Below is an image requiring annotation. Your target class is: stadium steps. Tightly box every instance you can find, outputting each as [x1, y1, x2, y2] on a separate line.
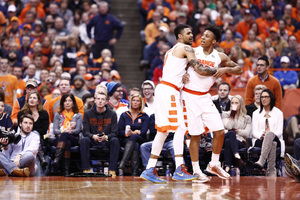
[110, 0, 146, 90]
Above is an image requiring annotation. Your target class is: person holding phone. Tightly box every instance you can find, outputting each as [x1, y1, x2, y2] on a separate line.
[52, 93, 82, 176]
[221, 95, 251, 173]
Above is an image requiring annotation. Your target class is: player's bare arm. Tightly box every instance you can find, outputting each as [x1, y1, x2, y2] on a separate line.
[213, 53, 243, 78]
[184, 45, 217, 76]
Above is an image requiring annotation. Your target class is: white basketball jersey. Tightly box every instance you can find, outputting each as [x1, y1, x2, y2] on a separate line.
[184, 46, 221, 92]
[161, 43, 188, 89]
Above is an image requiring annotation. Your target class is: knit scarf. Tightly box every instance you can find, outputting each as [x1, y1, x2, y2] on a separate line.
[61, 110, 75, 129]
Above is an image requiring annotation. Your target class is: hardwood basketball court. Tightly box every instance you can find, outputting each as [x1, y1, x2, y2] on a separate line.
[1, 176, 300, 199]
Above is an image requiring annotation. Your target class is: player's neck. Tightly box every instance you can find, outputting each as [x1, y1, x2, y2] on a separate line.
[202, 46, 214, 55]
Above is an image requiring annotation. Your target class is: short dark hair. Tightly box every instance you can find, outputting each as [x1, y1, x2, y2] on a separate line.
[218, 81, 231, 91]
[205, 24, 222, 42]
[174, 24, 190, 40]
[82, 92, 93, 104]
[259, 89, 276, 113]
[258, 56, 269, 66]
[59, 93, 79, 114]
[20, 113, 34, 124]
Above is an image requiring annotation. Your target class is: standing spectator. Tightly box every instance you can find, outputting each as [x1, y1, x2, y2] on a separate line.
[273, 56, 298, 89]
[245, 56, 282, 109]
[213, 82, 231, 114]
[80, 92, 120, 177]
[252, 89, 284, 177]
[71, 75, 90, 99]
[52, 94, 82, 176]
[0, 57, 18, 107]
[79, 12, 91, 45]
[246, 84, 267, 118]
[87, 1, 123, 58]
[118, 94, 149, 176]
[0, 114, 40, 177]
[222, 95, 251, 173]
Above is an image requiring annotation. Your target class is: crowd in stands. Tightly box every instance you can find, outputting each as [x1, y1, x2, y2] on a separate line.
[0, 0, 300, 178]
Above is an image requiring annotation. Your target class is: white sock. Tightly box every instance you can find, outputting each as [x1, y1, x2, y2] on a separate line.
[192, 161, 201, 174]
[146, 132, 167, 169]
[210, 153, 220, 166]
[146, 158, 157, 169]
[173, 126, 186, 168]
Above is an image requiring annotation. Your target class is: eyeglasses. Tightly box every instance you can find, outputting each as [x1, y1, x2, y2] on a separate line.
[115, 90, 123, 93]
[143, 88, 153, 91]
[261, 96, 270, 99]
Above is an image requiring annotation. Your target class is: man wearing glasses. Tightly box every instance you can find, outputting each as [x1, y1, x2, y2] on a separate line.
[245, 56, 282, 109]
[107, 81, 129, 113]
[141, 80, 155, 116]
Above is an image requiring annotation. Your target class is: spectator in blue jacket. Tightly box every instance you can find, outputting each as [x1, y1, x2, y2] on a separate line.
[274, 56, 298, 89]
[118, 94, 149, 176]
[86, 1, 123, 58]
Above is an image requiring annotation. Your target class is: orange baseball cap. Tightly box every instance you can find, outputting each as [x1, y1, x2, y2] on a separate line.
[10, 16, 19, 22]
[23, 24, 32, 30]
[83, 74, 94, 81]
[269, 27, 278, 33]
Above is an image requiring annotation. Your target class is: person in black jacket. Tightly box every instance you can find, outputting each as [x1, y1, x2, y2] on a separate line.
[80, 92, 120, 177]
[213, 82, 231, 114]
[246, 84, 267, 118]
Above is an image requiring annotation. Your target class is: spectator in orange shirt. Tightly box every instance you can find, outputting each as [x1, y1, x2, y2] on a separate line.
[19, 0, 46, 23]
[12, 66, 26, 99]
[220, 29, 235, 55]
[244, 22, 266, 42]
[241, 29, 263, 54]
[259, 10, 279, 38]
[236, 9, 253, 39]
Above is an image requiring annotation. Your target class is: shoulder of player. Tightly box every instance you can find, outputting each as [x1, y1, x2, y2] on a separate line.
[218, 52, 229, 60]
[181, 44, 195, 53]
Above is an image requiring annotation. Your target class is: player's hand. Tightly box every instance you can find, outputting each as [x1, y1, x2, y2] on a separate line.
[182, 73, 190, 84]
[213, 68, 227, 78]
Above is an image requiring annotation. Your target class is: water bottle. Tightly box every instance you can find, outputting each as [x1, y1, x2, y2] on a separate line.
[165, 165, 170, 176]
[98, 161, 103, 174]
[104, 162, 109, 175]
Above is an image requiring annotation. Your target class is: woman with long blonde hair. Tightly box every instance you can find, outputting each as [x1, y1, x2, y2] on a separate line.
[222, 95, 252, 173]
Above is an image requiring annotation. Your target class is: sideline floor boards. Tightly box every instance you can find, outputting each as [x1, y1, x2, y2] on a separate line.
[0, 176, 300, 199]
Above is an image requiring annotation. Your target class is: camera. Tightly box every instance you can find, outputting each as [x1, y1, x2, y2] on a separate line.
[0, 129, 21, 145]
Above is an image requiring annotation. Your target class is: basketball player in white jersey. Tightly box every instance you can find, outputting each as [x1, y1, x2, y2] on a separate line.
[140, 24, 218, 183]
[182, 24, 243, 182]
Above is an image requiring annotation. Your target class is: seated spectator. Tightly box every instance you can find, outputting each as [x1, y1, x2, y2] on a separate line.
[0, 88, 12, 117]
[82, 93, 94, 112]
[12, 66, 26, 99]
[268, 46, 281, 69]
[231, 59, 253, 90]
[80, 92, 120, 177]
[0, 114, 40, 177]
[118, 94, 149, 176]
[285, 106, 300, 140]
[0, 99, 13, 132]
[141, 80, 155, 116]
[252, 89, 284, 177]
[273, 56, 298, 89]
[213, 82, 231, 114]
[219, 29, 235, 55]
[246, 84, 267, 118]
[107, 81, 129, 112]
[83, 74, 96, 95]
[269, 27, 288, 55]
[52, 94, 82, 176]
[140, 114, 174, 169]
[222, 95, 251, 173]
[17, 92, 49, 170]
[63, 35, 79, 68]
[110, 70, 128, 100]
[241, 30, 263, 55]
[39, 84, 51, 98]
[228, 45, 246, 64]
[71, 75, 90, 99]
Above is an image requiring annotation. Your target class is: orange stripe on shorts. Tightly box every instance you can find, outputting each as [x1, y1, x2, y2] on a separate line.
[169, 110, 177, 115]
[184, 115, 187, 120]
[171, 103, 176, 107]
[183, 107, 187, 112]
[168, 118, 178, 123]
